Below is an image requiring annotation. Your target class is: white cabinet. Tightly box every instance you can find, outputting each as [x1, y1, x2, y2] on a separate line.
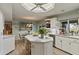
[0, 37, 3, 54]
[3, 36, 15, 54]
[70, 41, 79, 55]
[62, 38, 71, 53]
[0, 11, 4, 35]
[55, 36, 62, 49]
[0, 35, 15, 55]
[55, 36, 79, 54]
[31, 41, 53, 55]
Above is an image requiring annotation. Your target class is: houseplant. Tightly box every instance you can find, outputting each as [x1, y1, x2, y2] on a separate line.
[38, 27, 48, 38]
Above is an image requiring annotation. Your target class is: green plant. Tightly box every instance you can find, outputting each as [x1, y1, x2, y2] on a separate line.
[38, 27, 48, 35]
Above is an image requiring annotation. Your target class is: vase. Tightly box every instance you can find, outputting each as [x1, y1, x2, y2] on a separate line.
[40, 34, 44, 39]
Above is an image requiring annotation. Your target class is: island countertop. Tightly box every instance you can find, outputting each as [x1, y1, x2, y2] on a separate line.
[25, 35, 53, 43]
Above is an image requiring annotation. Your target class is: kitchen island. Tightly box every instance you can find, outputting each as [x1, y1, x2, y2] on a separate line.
[25, 35, 53, 55]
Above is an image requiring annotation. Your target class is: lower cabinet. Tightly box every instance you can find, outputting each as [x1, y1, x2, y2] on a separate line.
[62, 38, 71, 53]
[55, 36, 62, 49]
[1, 36, 15, 55]
[70, 42, 79, 55]
[55, 36, 79, 55]
[31, 42, 53, 55]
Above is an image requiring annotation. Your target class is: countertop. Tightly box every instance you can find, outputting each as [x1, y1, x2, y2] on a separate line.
[0, 35, 15, 39]
[48, 33, 79, 40]
[48, 33, 79, 44]
[56, 35, 79, 40]
[25, 35, 53, 43]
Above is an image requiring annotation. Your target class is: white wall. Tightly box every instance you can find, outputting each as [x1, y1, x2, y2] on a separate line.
[57, 10, 79, 21]
[32, 21, 43, 32]
[12, 21, 40, 40]
[0, 10, 4, 54]
[32, 23, 38, 32]
[12, 21, 20, 35]
[57, 10, 79, 34]
[12, 21, 40, 36]
[0, 10, 4, 35]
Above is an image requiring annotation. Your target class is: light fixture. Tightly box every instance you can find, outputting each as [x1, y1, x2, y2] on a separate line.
[22, 16, 36, 20]
[21, 3, 55, 13]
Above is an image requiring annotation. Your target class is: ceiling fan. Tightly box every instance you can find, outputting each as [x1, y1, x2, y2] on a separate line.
[31, 3, 47, 11]
[22, 3, 55, 13]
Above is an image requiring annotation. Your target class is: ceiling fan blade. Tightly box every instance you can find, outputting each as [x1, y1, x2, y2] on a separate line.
[31, 6, 37, 11]
[34, 3, 47, 5]
[40, 6, 46, 11]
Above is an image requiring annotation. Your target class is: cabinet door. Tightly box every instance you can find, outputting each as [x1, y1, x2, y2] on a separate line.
[44, 42, 53, 55]
[55, 36, 62, 49]
[31, 43, 44, 55]
[3, 37, 15, 54]
[3, 38, 11, 54]
[62, 38, 71, 53]
[70, 42, 79, 55]
[0, 37, 3, 54]
[31, 42, 53, 55]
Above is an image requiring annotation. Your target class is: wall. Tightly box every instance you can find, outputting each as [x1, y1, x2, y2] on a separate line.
[12, 21, 19, 35]
[0, 10, 4, 35]
[32, 20, 45, 32]
[0, 4, 12, 35]
[0, 10, 4, 54]
[57, 9, 79, 34]
[12, 20, 40, 40]
[57, 9, 79, 21]
[32, 23, 39, 32]
[12, 20, 40, 35]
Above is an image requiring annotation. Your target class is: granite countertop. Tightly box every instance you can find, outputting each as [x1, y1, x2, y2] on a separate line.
[25, 35, 53, 43]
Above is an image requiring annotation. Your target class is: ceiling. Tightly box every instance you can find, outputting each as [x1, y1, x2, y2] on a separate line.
[0, 3, 79, 21]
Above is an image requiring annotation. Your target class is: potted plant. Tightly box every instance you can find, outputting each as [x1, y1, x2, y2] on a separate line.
[38, 27, 48, 39]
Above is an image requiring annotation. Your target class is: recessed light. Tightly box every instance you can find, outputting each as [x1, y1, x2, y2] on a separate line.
[21, 16, 36, 20]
